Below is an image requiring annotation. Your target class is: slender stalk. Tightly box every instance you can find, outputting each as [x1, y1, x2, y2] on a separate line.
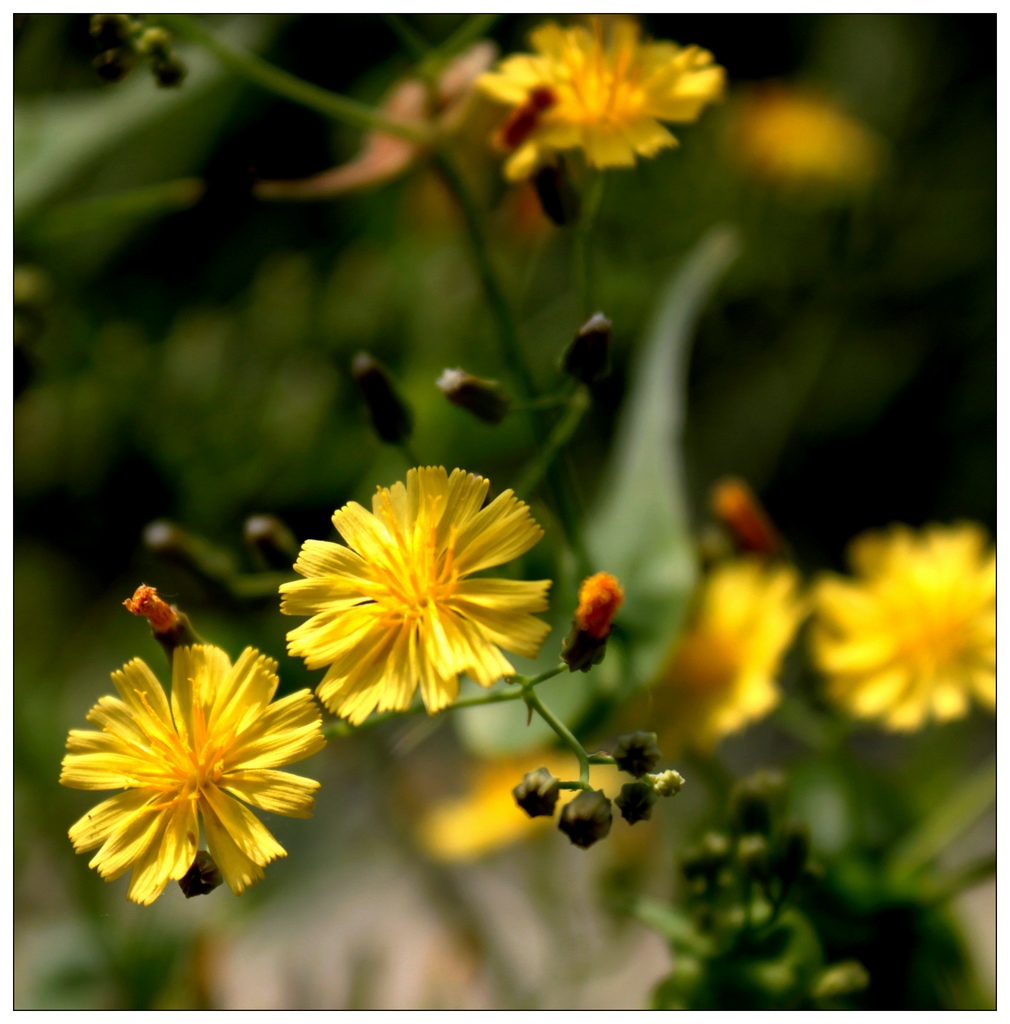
[574, 173, 605, 317]
[890, 754, 996, 876]
[522, 685, 591, 785]
[323, 663, 567, 739]
[515, 384, 590, 496]
[159, 14, 428, 143]
[381, 13, 430, 61]
[926, 854, 996, 904]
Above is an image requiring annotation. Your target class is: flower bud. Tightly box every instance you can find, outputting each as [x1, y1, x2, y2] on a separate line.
[615, 780, 657, 824]
[178, 850, 223, 898]
[136, 26, 171, 58]
[437, 368, 511, 425]
[650, 769, 686, 798]
[143, 519, 238, 587]
[561, 571, 624, 672]
[352, 352, 413, 445]
[730, 770, 785, 836]
[93, 46, 136, 84]
[124, 584, 200, 656]
[150, 52, 187, 89]
[89, 13, 135, 49]
[558, 788, 612, 848]
[512, 767, 560, 818]
[532, 157, 581, 226]
[244, 514, 299, 569]
[562, 312, 612, 384]
[612, 731, 661, 778]
[737, 833, 771, 882]
[710, 477, 785, 558]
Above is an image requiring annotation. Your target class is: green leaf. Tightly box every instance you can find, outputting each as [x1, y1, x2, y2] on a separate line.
[585, 225, 741, 688]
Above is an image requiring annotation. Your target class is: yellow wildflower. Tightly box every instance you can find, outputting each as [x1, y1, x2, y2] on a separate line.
[280, 467, 551, 724]
[813, 523, 995, 730]
[479, 18, 725, 180]
[653, 558, 806, 753]
[731, 84, 883, 190]
[60, 645, 325, 905]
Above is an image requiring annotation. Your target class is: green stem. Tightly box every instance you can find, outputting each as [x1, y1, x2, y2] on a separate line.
[25, 178, 205, 239]
[522, 685, 591, 785]
[574, 174, 605, 317]
[434, 13, 501, 60]
[323, 663, 567, 739]
[159, 14, 428, 142]
[381, 13, 430, 62]
[432, 150, 590, 572]
[890, 754, 996, 876]
[515, 385, 590, 497]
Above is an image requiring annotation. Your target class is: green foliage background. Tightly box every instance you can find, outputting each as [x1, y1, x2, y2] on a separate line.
[14, 14, 994, 1009]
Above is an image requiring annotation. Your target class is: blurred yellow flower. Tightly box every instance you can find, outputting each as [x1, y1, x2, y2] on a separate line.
[731, 84, 883, 189]
[61, 645, 325, 905]
[653, 559, 806, 753]
[479, 19, 725, 180]
[281, 467, 551, 724]
[813, 523, 995, 730]
[417, 754, 623, 862]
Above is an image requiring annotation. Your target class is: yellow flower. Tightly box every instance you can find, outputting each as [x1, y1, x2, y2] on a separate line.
[280, 467, 551, 724]
[479, 19, 725, 180]
[813, 523, 995, 730]
[653, 559, 806, 753]
[60, 645, 325, 905]
[417, 754, 623, 862]
[731, 84, 883, 190]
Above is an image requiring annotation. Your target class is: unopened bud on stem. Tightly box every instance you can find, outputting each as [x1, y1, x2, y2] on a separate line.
[437, 368, 511, 425]
[352, 352, 413, 445]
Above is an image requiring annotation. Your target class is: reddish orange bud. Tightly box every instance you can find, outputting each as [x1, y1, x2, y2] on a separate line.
[710, 478, 784, 558]
[496, 86, 557, 151]
[575, 572, 624, 640]
[123, 584, 178, 633]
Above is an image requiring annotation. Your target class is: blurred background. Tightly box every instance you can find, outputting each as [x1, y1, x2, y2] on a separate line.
[14, 14, 994, 1009]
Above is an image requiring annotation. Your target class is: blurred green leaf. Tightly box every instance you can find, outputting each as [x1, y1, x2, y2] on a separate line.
[585, 225, 741, 687]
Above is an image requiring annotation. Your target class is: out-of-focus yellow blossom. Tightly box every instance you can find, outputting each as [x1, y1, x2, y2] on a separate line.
[60, 645, 325, 905]
[731, 84, 883, 190]
[479, 19, 725, 180]
[813, 523, 995, 730]
[652, 559, 806, 753]
[281, 467, 551, 724]
[417, 754, 623, 862]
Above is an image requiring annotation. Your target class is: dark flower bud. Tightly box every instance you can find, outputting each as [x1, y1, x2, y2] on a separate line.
[136, 26, 171, 58]
[615, 780, 658, 824]
[352, 352, 413, 445]
[560, 622, 608, 672]
[730, 770, 785, 836]
[437, 367, 511, 425]
[561, 571, 624, 672]
[558, 788, 612, 849]
[89, 13, 135, 50]
[93, 46, 136, 84]
[512, 767, 560, 818]
[737, 833, 771, 882]
[532, 156, 581, 226]
[244, 514, 300, 569]
[710, 477, 786, 559]
[612, 731, 661, 778]
[178, 850, 223, 898]
[776, 818, 811, 890]
[562, 312, 612, 384]
[150, 52, 187, 89]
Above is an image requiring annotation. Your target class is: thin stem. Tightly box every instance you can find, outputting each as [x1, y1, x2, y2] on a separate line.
[398, 440, 423, 467]
[159, 14, 428, 143]
[890, 753, 996, 876]
[515, 384, 590, 497]
[925, 853, 996, 904]
[381, 13, 430, 62]
[522, 685, 591, 785]
[323, 663, 567, 739]
[574, 173, 606, 317]
[434, 13, 501, 60]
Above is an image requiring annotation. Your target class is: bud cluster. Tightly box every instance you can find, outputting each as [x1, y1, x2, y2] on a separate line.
[681, 769, 816, 939]
[512, 731, 685, 849]
[90, 15, 186, 88]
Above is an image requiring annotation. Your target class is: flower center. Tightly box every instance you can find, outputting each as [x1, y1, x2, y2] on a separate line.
[367, 493, 460, 625]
